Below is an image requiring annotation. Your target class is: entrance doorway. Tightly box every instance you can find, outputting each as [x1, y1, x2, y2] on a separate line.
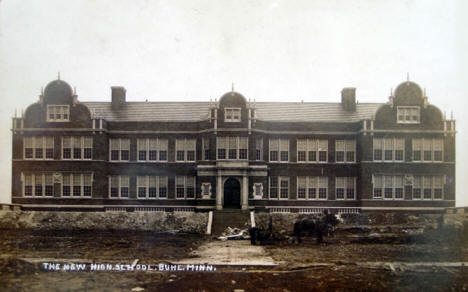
[223, 178, 241, 208]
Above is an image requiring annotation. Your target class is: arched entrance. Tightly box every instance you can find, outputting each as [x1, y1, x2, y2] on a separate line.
[223, 178, 241, 208]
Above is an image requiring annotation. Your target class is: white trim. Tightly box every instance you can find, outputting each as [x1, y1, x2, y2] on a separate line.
[46, 105, 70, 122]
[397, 106, 420, 124]
[224, 107, 241, 122]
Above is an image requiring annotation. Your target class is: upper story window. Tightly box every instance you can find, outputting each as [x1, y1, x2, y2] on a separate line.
[297, 139, 328, 163]
[269, 139, 289, 162]
[335, 140, 356, 163]
[413, 175, 443, 200]
[62, 173, 93, 197]
[110, 138, 130, 161]
[224, 108, 241, 122]
[24, 136, 54, 160]
[217, 137, 248, 160]
[176, 139, 196, 162]
[175, 176, 196, 199]
[23, 173, 54, 197]
[137, 138, 168, 162]
[297, 176, 328, 200]
[109, 175, 129, 198]
[269, 176, 289, 199]
[62, 137, 93, 160]
[335, 177, 356, 200]
[255, 138, 263, 161]
[372, 175, 404, 200]
[202, 138, 210, 160]
[137, 176, 168, 199]
[412, 138, 443, 162]
[373, 138, 404, 162]
[47, 105, 70, 122]
[397, 106, 420, 124]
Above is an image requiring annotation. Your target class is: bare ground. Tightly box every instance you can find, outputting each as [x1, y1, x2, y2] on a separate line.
[1, 229, 468, 291]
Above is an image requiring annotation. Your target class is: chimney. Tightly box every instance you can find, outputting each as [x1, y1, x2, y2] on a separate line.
[111, 86, 126, 110]
[341, 87, 356, 111]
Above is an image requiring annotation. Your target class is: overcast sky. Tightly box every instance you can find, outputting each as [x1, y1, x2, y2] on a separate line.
[0, 0, 467, 206]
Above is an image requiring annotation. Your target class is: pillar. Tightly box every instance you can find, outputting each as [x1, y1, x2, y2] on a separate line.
[242, 176, 248, 210]
[216, 175, 223, 210]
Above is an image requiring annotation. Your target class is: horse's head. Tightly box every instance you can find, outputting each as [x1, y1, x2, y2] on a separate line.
[325, 213, 343, 226]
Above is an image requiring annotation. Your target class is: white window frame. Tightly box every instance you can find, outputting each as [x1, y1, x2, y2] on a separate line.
[62, 136, 93, 160]
[269, 139, 289, 163]
[109, 138, 130, 161]
[296, 176, 328, 200]
[397, 106, 420, 124]
[296, 139, 328, 163]
[216, 137, 248, 160]
[372, 175, 404, 200]
[136, 176, 168, 199]
[108, 175, 130, 198]
[175, 176, 196, 199]
[24, 136, 54, 160]
[269, 176, 289, 200]
[175, 139, 196, 162]
[335, 177, 356, 200]
[224, 107, 241, 122]
[61, 173, 93, 197]
[335, 140, 356, 163]
[22, 173, 55, 197]
[373, 138, 405, 162]
[137, 138, 168, 162]
[413, 175, 444, 201]
[255, 138, 263, 161]
[47, 105, 70, 122]
[412, 138, 444, 163]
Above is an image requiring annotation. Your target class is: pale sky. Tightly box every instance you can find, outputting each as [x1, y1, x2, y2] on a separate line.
[0, 0, 467, 206]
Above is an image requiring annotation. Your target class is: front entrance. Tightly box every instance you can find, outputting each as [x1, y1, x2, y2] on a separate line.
[223, 178, 241, 208]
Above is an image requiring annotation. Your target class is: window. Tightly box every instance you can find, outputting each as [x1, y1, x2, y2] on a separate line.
[413, 176, 444, 200]
[255, 138, 263, 161]
[109, 175, 129, 198]
[137, 176, 168, 199]
[24, 136, 54, 160]
[62, 137, 93, 160]
[176, 139, 196, 162]
[253, 183, 263, 198]
[397, 106, 420, 124]
[224, 108, 241, 122]
[201, 183, 211, 198]
[23, 173, 54, 197]
[269, 139, 289, 162]
[297, 139, 328, 163]
[175, 176, 196, 199]
[412, 138, 443, 162]
[297, 176, 328, 200]
[61, 173, 92, 197]
[373, 175, 404, 200]
[47, 105, 70, 122]
[373, 138, 404, 162]
[335, 140, 356, 163]
[217, 137, 248, 160]
[110, 138, 130, 161]
[336, 177, 356, 200]
[203, 138, 210, 160]
[269, 176, 289, 199]
[137, 138, 168, 162]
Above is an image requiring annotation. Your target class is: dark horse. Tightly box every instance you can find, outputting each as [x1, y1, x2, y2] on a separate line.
[249, 216, 273, 245]
[293, 210, 342, 244]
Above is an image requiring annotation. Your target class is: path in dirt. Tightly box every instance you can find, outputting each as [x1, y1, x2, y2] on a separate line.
[176, 240, 276, 266]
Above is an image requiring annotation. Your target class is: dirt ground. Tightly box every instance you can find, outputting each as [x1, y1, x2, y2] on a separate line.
[1, 229, 468, 291]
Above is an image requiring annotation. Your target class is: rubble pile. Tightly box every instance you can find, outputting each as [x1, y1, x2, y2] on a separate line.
[217, 227, 250, 241]
[0, 210, 208, 233]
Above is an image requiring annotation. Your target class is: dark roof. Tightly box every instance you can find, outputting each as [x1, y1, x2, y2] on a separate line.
[82, 101, 382, 122]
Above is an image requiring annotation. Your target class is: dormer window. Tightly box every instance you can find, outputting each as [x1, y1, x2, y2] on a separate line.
[397, 106, 420, 124]
[225, 108, 241, 122]
[47, 105, 70, 122]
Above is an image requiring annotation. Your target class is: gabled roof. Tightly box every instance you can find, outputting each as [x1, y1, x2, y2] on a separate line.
[83, 101, 383, 122]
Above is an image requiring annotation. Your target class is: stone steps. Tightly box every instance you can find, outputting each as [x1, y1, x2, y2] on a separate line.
[211, 210, 251, 235]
